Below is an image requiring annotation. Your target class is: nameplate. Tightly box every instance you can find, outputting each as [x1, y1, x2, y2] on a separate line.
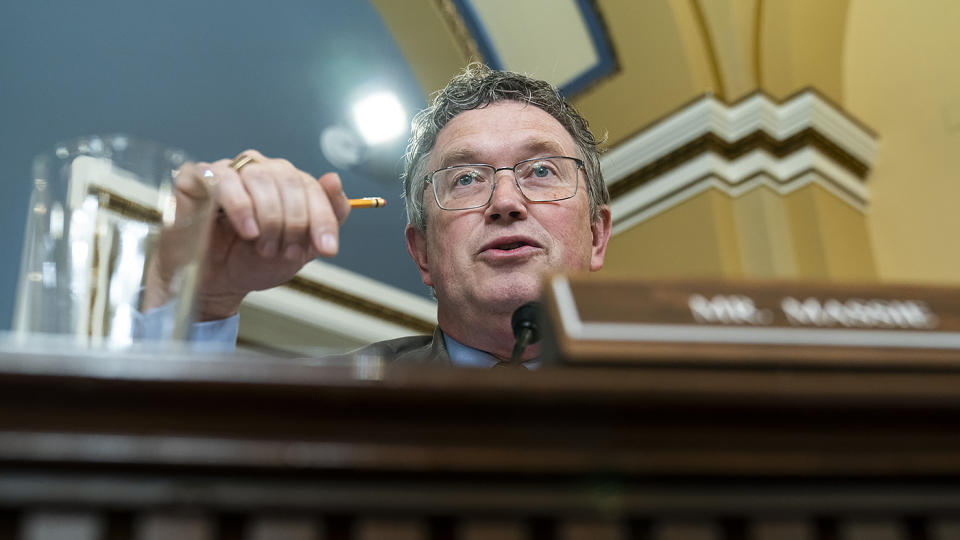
[543, 276, 960, 367]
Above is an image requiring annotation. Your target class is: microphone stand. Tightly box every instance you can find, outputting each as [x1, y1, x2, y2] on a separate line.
[510, 302, 542, 363]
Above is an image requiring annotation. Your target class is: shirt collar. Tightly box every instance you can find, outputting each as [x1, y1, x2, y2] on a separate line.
[441, 331, 540, 369]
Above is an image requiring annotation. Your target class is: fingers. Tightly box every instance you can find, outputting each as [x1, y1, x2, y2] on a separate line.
[273, 167, 311, 260]
[205, 159, 260, 239]
[210, 150, 348, 260]
[173, 162, 230, 231]
[174, 162, 215, 201]
[309, 172, 351, 257]
[318, 172, 352, 225]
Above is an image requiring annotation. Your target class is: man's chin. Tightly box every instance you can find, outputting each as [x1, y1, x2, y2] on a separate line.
[478, 281, 543, 311]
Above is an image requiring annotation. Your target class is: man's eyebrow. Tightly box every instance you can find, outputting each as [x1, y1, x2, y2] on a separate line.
[436, 140, 569, 169]
[437, 149, 479, 169]
[520, 140, 567, 157]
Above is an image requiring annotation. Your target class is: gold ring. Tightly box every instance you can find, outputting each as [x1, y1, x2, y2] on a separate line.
[229, 153, 257, 173]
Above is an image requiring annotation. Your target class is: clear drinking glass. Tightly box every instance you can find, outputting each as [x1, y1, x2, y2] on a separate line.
[13, 135, 215, 348]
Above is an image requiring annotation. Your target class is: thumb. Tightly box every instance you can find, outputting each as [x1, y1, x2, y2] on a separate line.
[170, 163, 219, 225]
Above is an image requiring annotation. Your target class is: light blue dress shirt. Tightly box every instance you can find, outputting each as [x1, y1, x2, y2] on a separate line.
[442, 332, 540, 369]
[137, 303, 238, 352]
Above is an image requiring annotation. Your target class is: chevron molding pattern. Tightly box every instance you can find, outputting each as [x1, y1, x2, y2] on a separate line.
[602, 90, 878, 236]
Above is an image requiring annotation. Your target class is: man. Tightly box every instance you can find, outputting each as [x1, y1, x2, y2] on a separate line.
[174, 64, 612, 365]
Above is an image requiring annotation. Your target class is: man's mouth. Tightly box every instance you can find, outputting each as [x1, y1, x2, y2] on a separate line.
[479, 236, 542, 258]
[493, 241, 529, 251]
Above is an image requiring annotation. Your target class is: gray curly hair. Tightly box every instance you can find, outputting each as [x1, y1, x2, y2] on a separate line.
[401, 63, 609, 231]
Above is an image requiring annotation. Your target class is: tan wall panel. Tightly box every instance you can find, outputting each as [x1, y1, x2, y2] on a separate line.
[844, 0, 960, 285]
[605, 190, 741, 278]
[732, 185, 799, 279]
[784, 183, 875, 282]
[759, 0, 848, 102]
[811, 185, 876, 281]
[573, 0, 708, 146]
[712, 188, 744, 277]
[608, 184, 872, 281]
[369, 0, 470, 97]
[785, 184, 833, 280]
[696, 0, 759, 100]
[668, 0, 717, 96]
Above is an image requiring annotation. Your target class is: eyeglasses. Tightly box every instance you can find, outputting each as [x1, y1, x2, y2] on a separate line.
[425, 156, 583, 211]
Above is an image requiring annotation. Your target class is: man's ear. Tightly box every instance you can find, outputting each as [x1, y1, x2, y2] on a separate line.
[589, 205, 612, 271]
[405, 225, 433, 287]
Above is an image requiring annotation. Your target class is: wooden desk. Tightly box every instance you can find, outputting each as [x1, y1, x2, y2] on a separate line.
[2, 348, 960, 539]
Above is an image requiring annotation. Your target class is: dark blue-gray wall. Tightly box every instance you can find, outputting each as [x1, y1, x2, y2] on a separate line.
[0, 0, 430, 329]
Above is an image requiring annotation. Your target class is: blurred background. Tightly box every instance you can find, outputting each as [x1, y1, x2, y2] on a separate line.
[1, 0, 957, 354]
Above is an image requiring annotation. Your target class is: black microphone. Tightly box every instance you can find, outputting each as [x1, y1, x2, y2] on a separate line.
[510, 302, 542, 363]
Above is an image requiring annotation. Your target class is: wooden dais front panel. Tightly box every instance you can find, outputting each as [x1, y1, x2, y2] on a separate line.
[4, 325, 960, 539]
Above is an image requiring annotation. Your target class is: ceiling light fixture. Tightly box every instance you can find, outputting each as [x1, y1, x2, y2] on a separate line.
[351, 91, 406, 145]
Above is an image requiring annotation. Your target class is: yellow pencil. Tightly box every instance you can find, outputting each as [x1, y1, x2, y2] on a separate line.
[349, 197, 386, 208]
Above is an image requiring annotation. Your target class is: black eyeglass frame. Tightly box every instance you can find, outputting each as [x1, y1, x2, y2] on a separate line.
[424, 155, 584, 211]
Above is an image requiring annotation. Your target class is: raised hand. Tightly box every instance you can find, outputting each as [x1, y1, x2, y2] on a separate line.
[149, 150, 351, 321]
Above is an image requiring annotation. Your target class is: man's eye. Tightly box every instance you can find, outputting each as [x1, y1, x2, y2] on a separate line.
[453, 172, 479, 187]
[530, 162, 557, 178]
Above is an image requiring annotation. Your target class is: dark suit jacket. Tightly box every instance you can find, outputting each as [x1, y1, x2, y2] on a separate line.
[347, 327, 451, 366]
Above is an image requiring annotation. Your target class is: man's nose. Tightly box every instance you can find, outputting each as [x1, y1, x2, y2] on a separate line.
[485, 170, 528, 221]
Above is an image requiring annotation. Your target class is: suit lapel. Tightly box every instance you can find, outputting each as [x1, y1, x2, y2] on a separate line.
[392, 327, 451, 366]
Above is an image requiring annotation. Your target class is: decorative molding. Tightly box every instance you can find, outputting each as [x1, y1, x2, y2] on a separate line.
[239, 259, 437, 355]
[612, 168, 863, 236]
[753, 0, 764, 88]
[690, 0, 726, 100]
[602, 89, 878, 234]
[85, 186, 162, 224]
[607, 127, 869, 201]
[285, 276, 436, 335]
[445, 0, 618, 96]
[433, 0, 483, 62]
[566, 0, 620, 96]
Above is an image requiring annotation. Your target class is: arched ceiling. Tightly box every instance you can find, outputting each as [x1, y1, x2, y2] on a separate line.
[373, 0, 857, 147]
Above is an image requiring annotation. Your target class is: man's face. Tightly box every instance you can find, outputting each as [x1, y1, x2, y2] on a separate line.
[405, 101, 611, 322]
